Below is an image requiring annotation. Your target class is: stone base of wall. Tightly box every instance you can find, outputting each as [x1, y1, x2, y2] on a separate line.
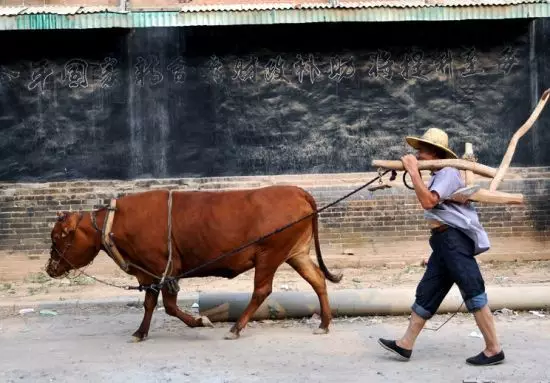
[0, 167, 548, 280]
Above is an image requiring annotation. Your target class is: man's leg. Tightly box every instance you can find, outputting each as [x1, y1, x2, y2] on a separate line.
[378, 243, 453, 360]
[396, 311, 427, 350]
[399, 246, 453, 350]
[442, 229, 504, 365]
[473, 305, 501, 356]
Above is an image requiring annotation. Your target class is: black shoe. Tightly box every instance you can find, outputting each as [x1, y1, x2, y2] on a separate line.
[377, 338, 412, 361]
[466, 350, 505, 366]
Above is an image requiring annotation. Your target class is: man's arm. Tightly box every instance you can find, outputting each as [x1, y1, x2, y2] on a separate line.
[402, 154, 464, 209]
[405, 164, 440, 210]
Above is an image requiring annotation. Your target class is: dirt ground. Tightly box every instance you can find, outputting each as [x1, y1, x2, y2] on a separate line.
[1, 257, 550, 305]
[1, 257, 550, 382]
[0, 306, 549, 383]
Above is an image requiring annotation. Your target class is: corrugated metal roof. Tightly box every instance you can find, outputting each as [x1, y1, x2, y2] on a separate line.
[0, 7, 25, 16]
[0, 6, 118, 16]
[177, 2, 417, 12]
[178, 0, 544, 5]
[78, 6, 117, 13]
[0, 0, 546, 15]
[20, 6, 86, 15]
[175, 0, 546, 11]
[0, 1, 549, 29]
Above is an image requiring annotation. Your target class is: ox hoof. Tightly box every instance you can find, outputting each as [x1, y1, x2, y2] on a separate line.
[132, 335, 147, 342]
[224, 331, 240, 340]
[131, 331, 148, 342]
[200, 316, 214, 328]
[313, 327, 329, 335]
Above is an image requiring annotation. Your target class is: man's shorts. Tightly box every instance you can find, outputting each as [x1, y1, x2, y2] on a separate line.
[411, 227, 488, 319]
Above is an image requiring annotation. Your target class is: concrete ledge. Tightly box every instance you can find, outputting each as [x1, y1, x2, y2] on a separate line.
[198, 285, 550, 322]
[3, 285, 549, 320]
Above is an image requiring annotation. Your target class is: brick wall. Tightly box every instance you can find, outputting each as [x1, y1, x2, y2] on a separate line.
[0, 167, 548, 273]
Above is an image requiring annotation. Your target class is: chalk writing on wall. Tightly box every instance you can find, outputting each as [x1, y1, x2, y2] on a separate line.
[135, 55, 163, 87]
[293, 54, 323, 84]
[0, 45, 520, 91]
[0, 66, 20, 83]
[399, 49, 428, 81]
[27, 59, 54, 91]
[167, 56, 186, 84]
[498, 46, 520, 75]
[62, 58, 89, 88]
[100, 57, 119, 88]
[1, 57, 122, 92]
[328, 55, 356, 82]
[264, 55, 287, 82]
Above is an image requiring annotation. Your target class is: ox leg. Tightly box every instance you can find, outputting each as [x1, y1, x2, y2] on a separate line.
[225, 267, 275, 340]
[132, 289, 159, 342]
[161, 289, 213, 329]
[287, 255, 332, 334]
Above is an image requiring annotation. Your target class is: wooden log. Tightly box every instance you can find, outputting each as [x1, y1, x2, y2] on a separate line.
[446, 185, 480, 203]
[468, 189, 524, 205]
[489, 88, 550, 191]
[371, 159, 497, 178]
[462, 143, 475, 186]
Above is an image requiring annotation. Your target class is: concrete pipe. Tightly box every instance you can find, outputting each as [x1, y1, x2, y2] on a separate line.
[198, 285, 550, 322]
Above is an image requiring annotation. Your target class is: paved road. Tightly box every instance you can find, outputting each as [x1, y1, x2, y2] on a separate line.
[1, 305, 549, 383]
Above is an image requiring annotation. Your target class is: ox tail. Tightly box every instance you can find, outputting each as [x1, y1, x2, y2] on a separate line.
[304, 192, 343, 284]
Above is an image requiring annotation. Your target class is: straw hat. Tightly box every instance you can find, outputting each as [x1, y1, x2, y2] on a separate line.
[405, 127, 458, 159]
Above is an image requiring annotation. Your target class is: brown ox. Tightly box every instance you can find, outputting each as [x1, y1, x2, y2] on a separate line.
[45, 185, 343, 341]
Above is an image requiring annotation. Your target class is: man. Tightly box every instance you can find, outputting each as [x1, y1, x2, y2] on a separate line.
[377, 127, 505, 366]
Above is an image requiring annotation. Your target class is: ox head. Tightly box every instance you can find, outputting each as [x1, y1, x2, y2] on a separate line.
[45, 211, 99, 278]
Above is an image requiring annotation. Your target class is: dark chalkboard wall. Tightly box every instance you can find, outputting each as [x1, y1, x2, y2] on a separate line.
[0, 19, 549, 181]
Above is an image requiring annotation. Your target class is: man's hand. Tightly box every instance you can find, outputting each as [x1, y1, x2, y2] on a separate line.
[401, 154, 419, 174]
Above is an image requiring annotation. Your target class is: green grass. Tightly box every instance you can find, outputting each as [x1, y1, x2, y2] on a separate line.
[24, 272, 51, 284]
